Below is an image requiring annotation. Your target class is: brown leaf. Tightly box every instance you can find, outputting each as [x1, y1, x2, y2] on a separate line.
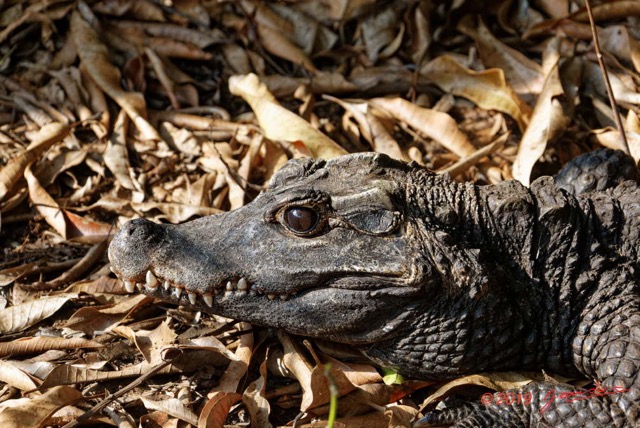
[65, 294, 152, 335]
[0, 294, 78, 335]
[71, 11, 161, 142]
[0, 337, 103, 358]
[0, 386, 83, 428]
[0, 122, 70, 203]
[243, 360, 272, 428]
[198, 391, 243, 428]
[369, 97, 476, 157]
[0, 360, 40, 391]
[512, 61, 572, 185]
[458, 16, 544, 95]
[422, 56, 531, 131]
[140, 396, 198, 426]
[419, 372, 538, 408]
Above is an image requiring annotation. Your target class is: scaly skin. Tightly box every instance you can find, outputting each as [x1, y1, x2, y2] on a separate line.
[109, 149, 640, 426]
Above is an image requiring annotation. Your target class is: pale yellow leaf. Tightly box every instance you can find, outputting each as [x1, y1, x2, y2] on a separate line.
[229, 73, 347, 159]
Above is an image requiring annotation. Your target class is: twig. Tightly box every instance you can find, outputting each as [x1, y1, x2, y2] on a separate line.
[20, 239, 109, 291]
[60, 360, 171, 428]
[584, 0, 630, 155]
[439, 133, 510, 177]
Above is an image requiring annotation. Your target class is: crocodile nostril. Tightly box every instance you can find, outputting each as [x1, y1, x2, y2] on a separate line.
[120, 218, 164, 243]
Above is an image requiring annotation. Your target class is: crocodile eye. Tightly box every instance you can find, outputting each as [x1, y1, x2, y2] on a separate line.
[283, 206, 320, 234]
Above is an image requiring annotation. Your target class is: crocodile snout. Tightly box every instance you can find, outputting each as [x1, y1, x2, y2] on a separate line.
[108, 218, 167, 281]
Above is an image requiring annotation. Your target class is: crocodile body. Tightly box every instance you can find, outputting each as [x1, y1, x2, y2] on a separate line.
[109, 149, 640, 427]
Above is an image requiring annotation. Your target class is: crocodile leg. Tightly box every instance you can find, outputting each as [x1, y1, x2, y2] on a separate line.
[416, 290, 640, 427]
[415, 382, 628, 427]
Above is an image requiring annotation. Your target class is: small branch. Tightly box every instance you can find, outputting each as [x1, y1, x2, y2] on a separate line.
[60, 360, 171, 428]
[584, 0, 630, 155]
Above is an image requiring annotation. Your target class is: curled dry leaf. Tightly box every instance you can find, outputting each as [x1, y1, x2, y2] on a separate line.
[419, 372, 538, 409]
[0, 294, 78, 335]
[421, 56, 531, 131]
[70, 11, 161, 142]
[229, 73, 347, 159]
[458, 16, 545, 95]
[0, 122, 69, 203]
[140, 396, 198, 426]
[590, 128, 640, 163]
[198, 391, 243, 428]
[512, 62, 571, 185]
[0, 360, 40, 391]
[242, 360, 272, 428]
[278, 332, 357, 412]
[208, 322, 253, 395]
[0, 386, 83, 428]
[64, 294, 151, 335]
[369, 97, 476, 158]
[104, 110, 140, 191]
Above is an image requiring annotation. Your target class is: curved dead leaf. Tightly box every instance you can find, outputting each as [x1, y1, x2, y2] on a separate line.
[369, 97, 476, 157]
[210, 322, 253, 394]
[24, 164, 67, 238]
[278, 332, 357, 412]
[512, 62, 571, 185]
[198, 391, 242, 428]
[229, 73, 347, 159]
[421, 56, 531, 130]
[419, 372, 537, 409]
[0, 294, 78, 335]
[324, 95, 407, 161]
[65, 294, 152, 335]
[140, 397, 198, 426]
[458, 16, 544, 95]
[243, 361, 271, 428]
[104, 110, 139, 191]
[0, 122, 69, 202]
[590, 128, 640, 163]
[71, 11, 161, 142]
[0, 386, 83, 428]
[0, 360, 40, 391]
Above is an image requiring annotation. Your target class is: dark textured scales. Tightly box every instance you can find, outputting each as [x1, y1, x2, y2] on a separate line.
[109, 149, 640, 427]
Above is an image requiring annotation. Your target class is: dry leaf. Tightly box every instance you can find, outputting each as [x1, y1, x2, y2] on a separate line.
[369, 97, 476, 157]
[512, 62, 571, 185]
[0, 294, 78, 335]
[229, 73, 347, 159]
[0, 386, 83, 428]
[421, 56, 531, 130]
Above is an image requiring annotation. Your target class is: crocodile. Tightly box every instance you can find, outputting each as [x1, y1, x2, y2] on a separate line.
[109, 149, 640, 427]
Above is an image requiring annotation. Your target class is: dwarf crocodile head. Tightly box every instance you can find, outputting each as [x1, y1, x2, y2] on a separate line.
[109, 153, 436, 344]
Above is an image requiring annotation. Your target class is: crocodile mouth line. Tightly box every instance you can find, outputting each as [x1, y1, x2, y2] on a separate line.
[111, 267, 296, 306]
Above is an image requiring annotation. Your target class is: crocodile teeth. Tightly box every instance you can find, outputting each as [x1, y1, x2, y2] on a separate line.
[172, 287, 183, 299]
[145, 271, 159, 289]
[136, 282, 143, 291]
[110, 265, 116, 274]
[226, 281, 233, 291]
[188, 291, 197, 305]
[267, 294, 276, 300]
[124, 280, 135, 293]
[163, 280, 171, 291]
[203, 294, 213, 307]
[280, 294, 288, 301]
[238, 278, 248, 291]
